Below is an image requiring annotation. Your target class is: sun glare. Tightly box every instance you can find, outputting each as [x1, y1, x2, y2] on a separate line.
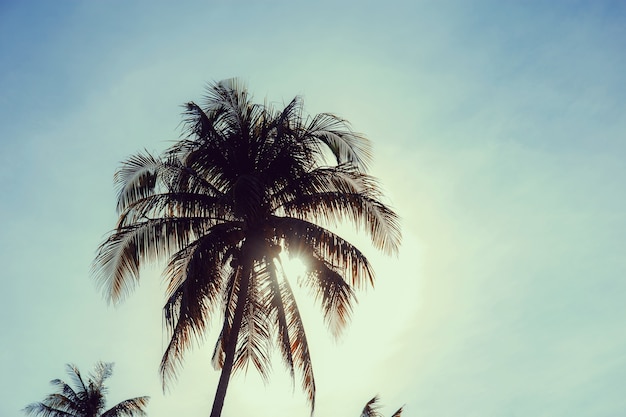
[279, 253, 307, 281]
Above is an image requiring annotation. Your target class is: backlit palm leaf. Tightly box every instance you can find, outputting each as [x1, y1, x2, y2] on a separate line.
[361, 396, 383, 417]
[101, 397, 149, 417]
[304, 112, 372, 170]
[360, 396, 403, 417]
[280, 277, 316, 412]
[266, 258, 296, 381]
[278, 217, 376, 289]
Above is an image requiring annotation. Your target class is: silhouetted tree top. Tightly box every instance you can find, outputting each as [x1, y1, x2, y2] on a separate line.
[361, 396, 404, 417]
[23, 362, 149, 417]
[93, 78, 401, 417]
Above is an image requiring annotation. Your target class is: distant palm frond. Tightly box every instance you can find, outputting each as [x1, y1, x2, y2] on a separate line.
[360, 396, 403, 417]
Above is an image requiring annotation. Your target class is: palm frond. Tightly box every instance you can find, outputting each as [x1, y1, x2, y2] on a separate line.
[159, 226, 240, 386]
[116, 191, 230, 230]
[203, 78, 252, 132]
[304, 112, 372, 171]
[361, 396, 382, 417]
[36, 393, 80, 415]
[94, 79, 402, 417]
[181, 101, 218, 140]
[175, 126, 235, 191]
[50, 378, 81, 407]
[271, 165, 401, 255]
[286, 192, 401, 255]
[93, 217, 210, 304]
[23, 402, 76, 417]
[301, 255, 357, 338]
[163, 155, 227, 198]
[160, 307, 207, 388]
[64, 364, 87, 395]
[162, 227, 234, 315]
[281, 277, 316, 414]
[90, 362, 113, 392]
[265, 257, 296, 383]
[276, 217, 375, 289]
[232, 267, 272, 381]
[210, 246, 255, 374]
[210, 267, 239, 371]
[25, 363, 148, 417]
[101, 397, 149, 417]
[114, 151, 162, 215]
[115, 152, 232, 229]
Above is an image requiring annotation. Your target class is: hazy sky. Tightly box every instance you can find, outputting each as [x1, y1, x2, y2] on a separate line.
[1, 1, 625, 417]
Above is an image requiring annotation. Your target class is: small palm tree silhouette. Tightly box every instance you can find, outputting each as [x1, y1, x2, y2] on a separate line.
[23, 362, 149, 417]
[361, 396, 404, 417]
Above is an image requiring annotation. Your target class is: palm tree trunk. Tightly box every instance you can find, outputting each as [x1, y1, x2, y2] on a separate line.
[209, 262, 251, 417]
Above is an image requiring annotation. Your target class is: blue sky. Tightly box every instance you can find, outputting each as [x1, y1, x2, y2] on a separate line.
[1, 1, 625, 416]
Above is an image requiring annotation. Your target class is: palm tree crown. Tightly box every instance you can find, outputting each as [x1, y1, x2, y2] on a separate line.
[361, 396, 403, 417]
[23, 362, 149, 417]
[93, 79, 401, 417]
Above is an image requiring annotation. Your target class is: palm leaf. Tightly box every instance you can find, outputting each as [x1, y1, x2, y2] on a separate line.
[24, 363, 148, 417]
[232, 267, 272, 381]
[49, 380, 81, 408]
[37, 393, 79, 415]
[276, 216, 376, 289]
[114, 151, 162, 215]
[361, 396, 382, 417]
[101, 397, 149, 417]
[301, 255, 357, 338]
[23, 402, 76, 417]
[159, 226, 240, 386]
[90, 362, 113, 391]
[210, 267, 239, 371]
[93, 217, 211, 304]
[303, 112, 372, 171]
[280, 277, 316, 413]
[265, 257, 296, 382]
[272, 165, 401, 255]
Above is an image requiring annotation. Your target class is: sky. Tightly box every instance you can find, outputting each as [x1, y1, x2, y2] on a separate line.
[1, 1, 625, 416]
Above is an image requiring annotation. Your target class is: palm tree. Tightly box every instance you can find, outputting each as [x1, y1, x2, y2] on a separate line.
[93, 78, 401, 417]
[23, 362, 149, 417]
[360, 396, 403, 417]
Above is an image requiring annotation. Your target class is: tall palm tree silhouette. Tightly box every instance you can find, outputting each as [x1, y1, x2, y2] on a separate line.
[93, 79, 401, 417]
[23, 362, 149, 417]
